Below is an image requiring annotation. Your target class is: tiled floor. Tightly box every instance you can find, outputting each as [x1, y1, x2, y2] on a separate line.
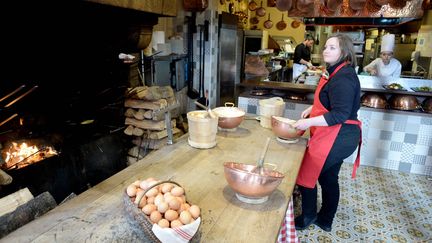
[294, 163, 432, 242]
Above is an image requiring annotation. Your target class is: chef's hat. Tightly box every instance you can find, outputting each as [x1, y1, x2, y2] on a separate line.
[381, 34, 395, 53]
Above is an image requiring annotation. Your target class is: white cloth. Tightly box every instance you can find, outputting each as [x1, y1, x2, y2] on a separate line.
[363, 58, 401, 78]
[152, 217, 201, 243]
[293, 63, 307, 80]
[381, 34, 395, 53]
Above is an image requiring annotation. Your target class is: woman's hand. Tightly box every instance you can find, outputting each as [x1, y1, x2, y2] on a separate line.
[293, 119, 311, 130]
[301, 106, 312, 119]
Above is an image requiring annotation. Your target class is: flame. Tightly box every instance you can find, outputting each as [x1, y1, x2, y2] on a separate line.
[3, 142, 58, 169]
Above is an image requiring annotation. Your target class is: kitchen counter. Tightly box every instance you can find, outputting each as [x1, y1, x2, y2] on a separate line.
[1, 120, 307, 242]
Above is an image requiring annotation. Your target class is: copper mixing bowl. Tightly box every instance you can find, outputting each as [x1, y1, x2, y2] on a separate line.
[223, 162, 284, 198]
[271, 116, 305, 139]
[212, 106, 245, 129]
[389, 94, 420, 110]
[361, 92, 388, 109]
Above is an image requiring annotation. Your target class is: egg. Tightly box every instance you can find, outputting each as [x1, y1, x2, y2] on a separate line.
[134, 190, 146, 206]
[147, 196, 155, 204]
[161, 183, 174, 193]
[139, 180, 149, 190]
[157, 202, 169, 214]
[158, 218, 170, 228]
[171, 186, 185, 197]
[179, 211, 192, 225]
[164, 192, 174, 202]
[126, 185, 137, 197]
[168, 198, 181, 211]
[133, 180, 141, 187]
[142, 204, 156, 215]
[154, 194, 165, 206]
[189, 205, 200, 219]
[164, 209, 179, 221]
[145, 188, 159, 197]
[178, 203, 190, 214]
[150, 211, 162, 224]
[170, 219, 183, 228]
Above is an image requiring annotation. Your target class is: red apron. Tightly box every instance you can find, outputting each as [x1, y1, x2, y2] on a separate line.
[296, 62, 362, 189]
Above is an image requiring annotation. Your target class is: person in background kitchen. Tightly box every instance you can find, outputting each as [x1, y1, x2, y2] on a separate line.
[293, 35, 316, 80]
[292, 33, 362, 232]
[363, 33, 401, 79]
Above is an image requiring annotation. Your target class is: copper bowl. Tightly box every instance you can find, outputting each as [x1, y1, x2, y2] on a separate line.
[212, 105, 245, 129]
[389, 94, 421, 110]
[361, 92, 387, 109]
[271, 116, 305, 139]
[422, 98, 432, 113]
[223, 162, 284, 198]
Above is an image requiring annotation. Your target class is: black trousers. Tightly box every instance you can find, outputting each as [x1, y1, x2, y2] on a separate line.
[299, 124, 360, 226]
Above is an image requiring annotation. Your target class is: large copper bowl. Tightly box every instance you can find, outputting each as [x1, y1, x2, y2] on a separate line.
[361, 92, 388, 109]
[223, 162, 284, 198]
[389, 94, 420, 110]
[423, 98, 432, 113]
[271, 116, 305, 139]
[212, 105, 245, 129]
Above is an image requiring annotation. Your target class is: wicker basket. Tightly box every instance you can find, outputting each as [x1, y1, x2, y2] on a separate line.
[123, 180, 201, 242]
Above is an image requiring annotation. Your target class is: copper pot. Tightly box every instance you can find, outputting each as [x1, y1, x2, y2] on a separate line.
[389, 94, 421, 110]
[212, 103, 245, 129]
[256, 1, 266, 17]
[271, 116, 305, 139]
[422, 97, 432, 113]
[361, 92, 387, 109]
[223, 162, 284, 198]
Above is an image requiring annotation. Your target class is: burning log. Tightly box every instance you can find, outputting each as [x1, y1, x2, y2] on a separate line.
[0, 169, 12, 185]
[0, 191, 57, 238]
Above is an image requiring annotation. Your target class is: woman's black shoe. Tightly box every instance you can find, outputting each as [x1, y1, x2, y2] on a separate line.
[314, 219, 332, 232]
[294, 215, 317, 230]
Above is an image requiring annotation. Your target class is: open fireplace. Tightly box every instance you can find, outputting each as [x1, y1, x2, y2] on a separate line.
[0, 1, 165, 203]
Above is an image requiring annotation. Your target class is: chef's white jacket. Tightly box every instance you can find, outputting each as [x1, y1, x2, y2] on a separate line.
[363, 58, 402, 79]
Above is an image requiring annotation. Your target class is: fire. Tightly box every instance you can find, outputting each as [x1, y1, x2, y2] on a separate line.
[3, 142, 58, 170]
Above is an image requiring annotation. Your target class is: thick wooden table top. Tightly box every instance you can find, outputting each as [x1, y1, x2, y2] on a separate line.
[2, 120, 306, 243]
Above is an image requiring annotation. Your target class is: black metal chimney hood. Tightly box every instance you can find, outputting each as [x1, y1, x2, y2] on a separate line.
[303, 17, 417, 27]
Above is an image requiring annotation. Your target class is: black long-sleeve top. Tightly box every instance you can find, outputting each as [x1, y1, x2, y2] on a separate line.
[293, 43, 311, 64]
[320, 61, 361, 126]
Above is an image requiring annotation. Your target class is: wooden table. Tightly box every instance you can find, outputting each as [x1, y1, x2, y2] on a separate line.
[1, 120, 306, 243]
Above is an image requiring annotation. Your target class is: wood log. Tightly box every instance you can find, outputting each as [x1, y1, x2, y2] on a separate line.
[148, 127, 181, 140]
[124, 125, 134, 136]
[125, 117, 175, 131]
[124, 99, 168, 110]
[132, 127, 144, 136]
[0, 188, 33, 217]
[133, 109, 146, 120]
[124, 108, 136, 118]
[0, 191, 56, 238]
[126, 86, 174, 101]
[127, 146, 149, 160]
[0, 169, 12, 185]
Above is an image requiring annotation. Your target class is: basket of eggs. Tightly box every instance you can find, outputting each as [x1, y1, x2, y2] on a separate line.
[123, 178, 201, 242]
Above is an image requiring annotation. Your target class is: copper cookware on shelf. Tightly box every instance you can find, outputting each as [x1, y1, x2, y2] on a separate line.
[361, 92, 387, 109]
[422, 97, 432, 113]
[388, 94, 421, 111]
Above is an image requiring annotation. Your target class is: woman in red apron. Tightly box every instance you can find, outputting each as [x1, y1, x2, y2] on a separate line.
[292, 33, 362, 232]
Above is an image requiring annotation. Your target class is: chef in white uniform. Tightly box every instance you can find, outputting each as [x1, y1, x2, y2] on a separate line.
[293, 36, 316, 80]
[363, 34, 401, 78]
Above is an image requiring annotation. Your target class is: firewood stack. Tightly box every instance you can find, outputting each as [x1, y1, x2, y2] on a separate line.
[124, 86, 182, 165]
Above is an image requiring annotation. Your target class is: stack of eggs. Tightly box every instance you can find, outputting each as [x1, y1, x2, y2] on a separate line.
[126, 178, 201, 228]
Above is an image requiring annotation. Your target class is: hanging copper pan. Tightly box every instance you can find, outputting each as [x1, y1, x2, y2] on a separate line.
[250, 16, 259, 24]
[264, 13, 273, 29]
[256, 1, 266, 17]
[249, 0, 258, 11]
[276, 14, 287, 30]
[291, 20, 301, 28]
